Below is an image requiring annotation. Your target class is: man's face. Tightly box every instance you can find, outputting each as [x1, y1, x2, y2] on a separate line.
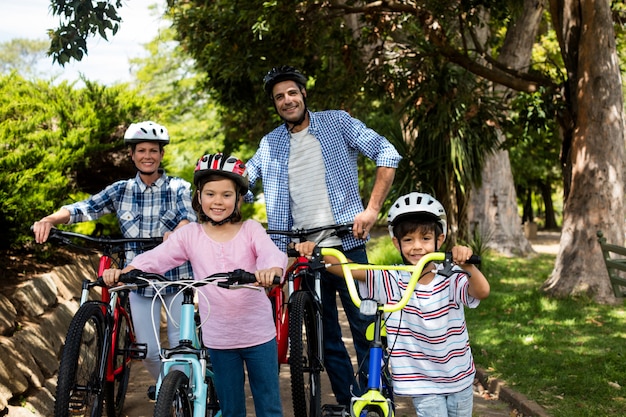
[272, 80, 306, 124]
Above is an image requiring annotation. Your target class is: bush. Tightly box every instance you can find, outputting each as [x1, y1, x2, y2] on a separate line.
[0, 74, 156, 248]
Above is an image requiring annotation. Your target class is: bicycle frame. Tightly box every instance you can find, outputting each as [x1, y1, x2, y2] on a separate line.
[320, 248, 450, 417]
[155, 284, 220, 417]
[45, 228, 158, 417]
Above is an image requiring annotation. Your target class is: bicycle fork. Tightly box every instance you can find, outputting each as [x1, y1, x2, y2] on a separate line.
[157, 290, 221, 417]
[350, 308, 394, 417]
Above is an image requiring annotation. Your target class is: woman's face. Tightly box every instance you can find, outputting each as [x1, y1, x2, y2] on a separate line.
[198, 178, 238, 223]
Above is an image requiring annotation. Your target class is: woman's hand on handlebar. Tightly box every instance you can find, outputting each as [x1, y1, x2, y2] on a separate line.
[255, 267, 283, 287]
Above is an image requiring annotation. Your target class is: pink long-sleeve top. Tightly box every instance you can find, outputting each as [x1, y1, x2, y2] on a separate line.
[130, 220, 288, 349]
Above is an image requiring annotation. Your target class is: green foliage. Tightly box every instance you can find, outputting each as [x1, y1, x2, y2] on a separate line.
[0, 38, 49, 78]
[0, 73, 153, 248]
[130, 22, 226, 182]
[471, 253, 626, 417]
[48, 0, 123, 65]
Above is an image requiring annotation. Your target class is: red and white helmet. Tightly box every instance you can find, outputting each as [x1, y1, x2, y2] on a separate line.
[194, 153, 248, 193]
[387, 192, 447, 239]
[124, 121, 170, 145]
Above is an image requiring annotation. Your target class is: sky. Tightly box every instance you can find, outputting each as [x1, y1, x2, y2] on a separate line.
[0, 0, 165, 85]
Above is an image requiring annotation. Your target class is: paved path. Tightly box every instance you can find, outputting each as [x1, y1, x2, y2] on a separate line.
[120, 232, 560, 417]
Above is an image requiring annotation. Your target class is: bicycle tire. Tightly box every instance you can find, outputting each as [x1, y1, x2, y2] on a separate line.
[54, 301, 107, 417]
[153, 370, 193, 417]
[104, 294, 132, 417]
[289, 290, 322, 417]
[205, 370, 220, 417]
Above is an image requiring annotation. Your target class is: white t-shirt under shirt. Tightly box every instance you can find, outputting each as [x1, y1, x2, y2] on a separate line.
[288, 127, 341, 247]
[360, 264, 480, 396]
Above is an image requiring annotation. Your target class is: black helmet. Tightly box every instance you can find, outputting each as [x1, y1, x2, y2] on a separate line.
[263, 66, 307, 98]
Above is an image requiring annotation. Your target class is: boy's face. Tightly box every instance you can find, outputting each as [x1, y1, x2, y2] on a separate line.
[392, 228, 445, 265]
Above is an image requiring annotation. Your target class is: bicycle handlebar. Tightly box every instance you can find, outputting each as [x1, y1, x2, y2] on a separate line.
[111, 268, 281, 289]
[321, 248, 480, 313]
[45, 227, 163, 247]
[267, 223, 354, 241]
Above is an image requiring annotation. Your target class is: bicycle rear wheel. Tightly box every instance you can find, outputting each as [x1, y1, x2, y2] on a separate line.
[153, 370, 193, 417]
[289, 290, 322, 417]
[54, 301, 107, 417]
[104, 294, 132, 417]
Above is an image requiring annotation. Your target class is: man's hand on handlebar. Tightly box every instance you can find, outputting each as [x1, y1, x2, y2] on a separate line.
[294, 241, 317, 258]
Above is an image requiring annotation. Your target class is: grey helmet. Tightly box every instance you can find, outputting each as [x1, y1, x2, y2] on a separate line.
[387, 192, 447, 239]
[124, 121, 170, 145]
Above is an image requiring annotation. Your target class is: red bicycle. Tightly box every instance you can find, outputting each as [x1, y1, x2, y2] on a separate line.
[266, 223, 354, 417]
[41, 228, 161, 417]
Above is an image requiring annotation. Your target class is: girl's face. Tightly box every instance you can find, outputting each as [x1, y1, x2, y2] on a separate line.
[392, 229, 445, 265]
[198, 178, 238, 223]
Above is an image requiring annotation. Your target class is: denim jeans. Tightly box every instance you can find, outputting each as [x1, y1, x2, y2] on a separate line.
[208, 339, 282, 417]
[411, 385, 474, 417]
[321, 245, 372, 406]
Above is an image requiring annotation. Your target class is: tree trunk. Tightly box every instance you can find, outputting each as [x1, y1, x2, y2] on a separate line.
[539, 181, 558, 229]
[542, 0, 625, 303]
[468, 0, 543, 256]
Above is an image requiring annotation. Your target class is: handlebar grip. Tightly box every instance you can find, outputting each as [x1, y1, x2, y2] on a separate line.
[287, 248, 299, 257]
[233, 270, 281, 285]
[468, 254, 481, 265]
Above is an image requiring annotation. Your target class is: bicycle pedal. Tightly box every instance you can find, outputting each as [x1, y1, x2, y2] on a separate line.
[322, 404, 349, 417]
[129, 342, 148, 359]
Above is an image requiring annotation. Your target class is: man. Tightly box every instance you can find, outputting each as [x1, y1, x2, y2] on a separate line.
[247, 66, 402, 407]
[33, 121, 196, 400]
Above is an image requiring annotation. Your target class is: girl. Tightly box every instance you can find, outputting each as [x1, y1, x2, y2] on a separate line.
[104, 153, 286, 417]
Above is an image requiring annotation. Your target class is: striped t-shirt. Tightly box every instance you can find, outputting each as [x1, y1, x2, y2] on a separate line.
[361, 264, 480, 396]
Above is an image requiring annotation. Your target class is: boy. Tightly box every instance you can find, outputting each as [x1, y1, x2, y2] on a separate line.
[296, 192, 489, 417]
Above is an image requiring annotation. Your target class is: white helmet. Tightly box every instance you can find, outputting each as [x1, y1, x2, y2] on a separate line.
[387, 192, 447, 239]
[124, 121, 170, 145]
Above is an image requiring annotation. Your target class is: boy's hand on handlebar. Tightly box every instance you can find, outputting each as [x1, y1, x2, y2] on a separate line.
[255, 267, 283, 287]
[451, 245, 475, 265]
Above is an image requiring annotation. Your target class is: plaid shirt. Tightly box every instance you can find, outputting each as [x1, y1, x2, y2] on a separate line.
[247, 110, 402, 252]
[63, 170, 196, 296]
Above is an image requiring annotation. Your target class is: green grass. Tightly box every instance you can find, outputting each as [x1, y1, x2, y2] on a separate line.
[367, 238, 626, 417]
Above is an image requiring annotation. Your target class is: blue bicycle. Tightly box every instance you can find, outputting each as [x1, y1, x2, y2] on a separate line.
[319, 248, 480, 417]
[114, 269, 276, 417]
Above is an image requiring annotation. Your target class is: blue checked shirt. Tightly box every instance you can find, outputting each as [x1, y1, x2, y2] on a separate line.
[62, 170, 196, 296]
[247, 110, 402, 252]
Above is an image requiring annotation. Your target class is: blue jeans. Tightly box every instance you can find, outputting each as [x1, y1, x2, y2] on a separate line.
[322, 245, 371, 406]
[411, 385, 474, 417]
[208, 339, 282, 417]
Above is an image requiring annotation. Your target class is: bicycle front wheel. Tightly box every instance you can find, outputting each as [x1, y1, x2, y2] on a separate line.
[289, 290, 322, 417]
[54, 301, 107, 417]
[104, 294, 132, 417]
[153, 370, 193, 417]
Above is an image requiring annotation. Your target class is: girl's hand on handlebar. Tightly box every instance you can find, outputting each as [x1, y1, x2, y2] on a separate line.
[255, 267, 283, 287]
[102, 266, 136, 287]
